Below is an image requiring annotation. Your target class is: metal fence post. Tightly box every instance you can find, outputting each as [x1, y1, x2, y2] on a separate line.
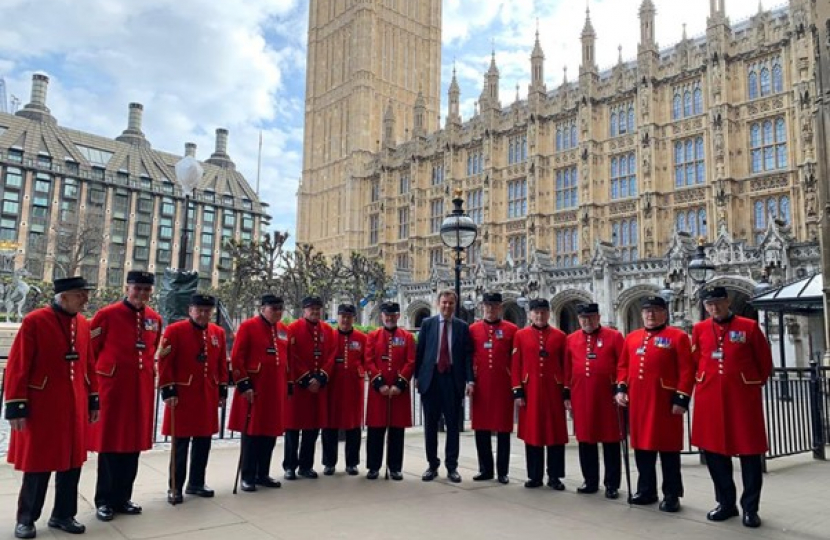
[809, 359, 827, 461]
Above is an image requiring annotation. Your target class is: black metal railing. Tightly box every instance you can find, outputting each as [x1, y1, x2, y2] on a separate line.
[1, 357, 828, 462]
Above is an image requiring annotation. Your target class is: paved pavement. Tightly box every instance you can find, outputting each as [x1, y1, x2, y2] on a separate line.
[1, 429, 828, 540]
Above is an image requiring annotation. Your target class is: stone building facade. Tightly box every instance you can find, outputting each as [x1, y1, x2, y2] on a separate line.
[0, 74, 269, 290]
[298, 1, 822, 364]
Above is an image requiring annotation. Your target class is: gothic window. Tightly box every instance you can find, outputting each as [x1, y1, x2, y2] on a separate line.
[626, 105, 635, 134]
[683, 91, 692, 117]
[466, 189, 483, 224]
[612, 218, 638, 261]
[751, 117, 787, 173]
[556, 129, 563, 151]
[507, 179, 527, 218]
[748, 70, 758, 100]
[555, 167, 578, 210]
[430, 199, 444, 233]
[760, 67, 771, 96]
[699, 209, 708, 237]
[693, 88, 703, 115]
[610, 113, 617, 137]
[398, 207, 409, 239]
[570, 124, 577, 147]
[611, 153, 637, 199]
[672, 94, 681, 120]
[772, 61, 783, 93]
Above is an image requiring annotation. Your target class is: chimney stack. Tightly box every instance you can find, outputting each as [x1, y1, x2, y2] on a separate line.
[185, 142, 197, 157]
[206, 128, 234, 168]
[115, 102, 150, 147]
[127, 102, 144, 132]
[16, 73, 56, 123]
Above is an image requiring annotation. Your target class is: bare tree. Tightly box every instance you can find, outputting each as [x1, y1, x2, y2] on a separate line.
[50, 211, 105, 278]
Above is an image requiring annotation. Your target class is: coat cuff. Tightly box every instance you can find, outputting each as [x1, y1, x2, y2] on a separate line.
[161, 384, 178, 400]
[219, 384, 228, 400]
[672, 392, 690, 409]
[562, 387, 571, 401]
[4, 400, 28, 420]
[236, 378, 253, 393]
[395, 376, 409, 391]
[615, 383, 628, 394]
[315, 370, 329, 387]
[88, 393, 100, 412]
[372, 375, 385, 392]
[512, 386, 525, 400]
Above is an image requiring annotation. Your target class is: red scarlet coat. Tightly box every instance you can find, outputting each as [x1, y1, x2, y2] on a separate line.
[511, 325, 568, 447]
[5, 306, 98, 472]
[158, 320, 229, 438]
[617, 325, 695, 452]
[691, 315, 773, 455]
[469, 319, 517, 433]
[325, 328, 367, 430]
[285, 318, 335, 430]
[87, 300, 163, 453]
[228, 316, 291, 436]
[565, 326, 625, 443]
[364, 327, 415, 428]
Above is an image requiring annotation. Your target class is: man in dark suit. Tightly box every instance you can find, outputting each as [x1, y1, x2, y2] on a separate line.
[415, 290, 474, 483]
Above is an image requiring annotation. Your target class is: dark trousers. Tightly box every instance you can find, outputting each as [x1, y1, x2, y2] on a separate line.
[704, 451, 764, 513]
[525, 444, 565, 482]
[578, 442, 621, 490]
[95, 452, 140, 507]
[474, 430, 511, 477]
[169, 436, 211, 492]
[283, 429, 320, 472]
[422, 372, 462, 471]
[366, 427, 405, 472]
[634, 449, 683, 498]
[240, 434, 277, 483]
[321, 428, 361, 469]
[17, 467, 82, 525]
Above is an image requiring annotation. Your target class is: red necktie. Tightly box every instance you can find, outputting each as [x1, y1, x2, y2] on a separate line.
[438, 319, 451, 374]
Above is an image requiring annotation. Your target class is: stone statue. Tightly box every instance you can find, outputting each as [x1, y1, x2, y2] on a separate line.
[2, 268, 39, 322]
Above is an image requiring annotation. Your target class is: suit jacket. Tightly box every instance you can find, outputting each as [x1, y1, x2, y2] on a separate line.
[415, 315, 473, 396]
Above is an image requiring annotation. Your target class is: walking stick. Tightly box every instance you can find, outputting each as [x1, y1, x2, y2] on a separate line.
[384, 391, 392, 480]
[169, 400, 178, 505]
[233, 398, 252, 495]
[616, 404, 633, 506]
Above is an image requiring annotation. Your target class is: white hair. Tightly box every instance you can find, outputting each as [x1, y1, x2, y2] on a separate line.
[53, 293, 63, 303]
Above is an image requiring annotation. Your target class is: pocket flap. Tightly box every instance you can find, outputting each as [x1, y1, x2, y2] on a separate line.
[28, 376, 48, 390]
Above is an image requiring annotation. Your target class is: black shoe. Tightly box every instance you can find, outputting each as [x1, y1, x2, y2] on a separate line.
[167, 490, 183, 505]
[630, 492, 659, 505]
[473, 472, 494, 481]
[185, 485, 215, 497]
[96, 505, 114, 521]
[15, 523, 36, 539]
[256, 476, 282, 488]
[323, 466, 335, 476]
[390, 471, 404, 481]
[447, 470, 462, 483]
[605, 488, 620, 500]
[577, 483, 598, 494]
[284, 470, 297, 480]
[498, 475, 510, 485]
[346, 466, 359, 476]
[707, 505, 739, 521]
[114, 501, 142, 515]
[524, 479, 543, 488]
[367, 470, 379, 480]
[659, 496, 681, 513]
[298, 469, 319, 479]
[422, 468, 438, 482]
[47, 517, 85, 534]
[240, 480, 257, 492]
[547, 478, 565, 491]
[742, 512, 762, 528]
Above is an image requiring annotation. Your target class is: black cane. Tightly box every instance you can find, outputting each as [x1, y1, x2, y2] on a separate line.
[233, 398, 252, 495]
[169, 401, 178, 506]
[616, 403, 633, 506]
[384, 392, 392, 480]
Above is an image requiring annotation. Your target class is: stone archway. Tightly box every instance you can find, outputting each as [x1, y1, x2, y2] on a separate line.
[503, 300, 527, 328]
[616, 283, 661, 334]
[406, 299, 432, 330]
[550, 289, 593, 334]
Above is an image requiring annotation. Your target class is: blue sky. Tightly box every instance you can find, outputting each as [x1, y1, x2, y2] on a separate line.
[0, 0, 761, 245]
